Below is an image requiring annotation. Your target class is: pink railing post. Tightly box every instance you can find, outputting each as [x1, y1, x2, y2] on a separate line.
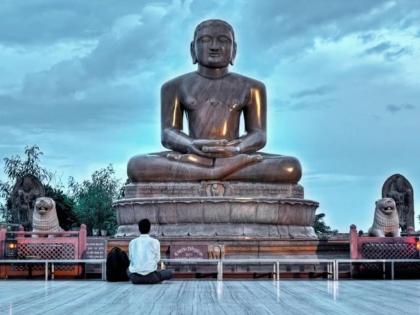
[349, 224, 358, 259]
[0, 227, 6, 258]
[16, 225, 25, 240]
[79, 224, 87, 258]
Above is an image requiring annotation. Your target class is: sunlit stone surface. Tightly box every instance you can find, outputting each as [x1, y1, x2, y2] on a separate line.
[0, 280, 419, 314]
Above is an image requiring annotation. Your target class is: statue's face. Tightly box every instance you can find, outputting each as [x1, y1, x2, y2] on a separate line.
[193, 24, 236, 68]
[35, 197, 54, 215]
[376, 198, 397, 215]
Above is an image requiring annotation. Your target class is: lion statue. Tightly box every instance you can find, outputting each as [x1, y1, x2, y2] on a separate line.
[368, 198, 400, 237]
[32, 197, 63, 236]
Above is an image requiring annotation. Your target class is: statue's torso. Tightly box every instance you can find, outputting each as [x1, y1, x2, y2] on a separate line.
[176, 72, 255, 140]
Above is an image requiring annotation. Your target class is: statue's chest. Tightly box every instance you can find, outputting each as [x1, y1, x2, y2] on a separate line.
[182, 81, 247, 113]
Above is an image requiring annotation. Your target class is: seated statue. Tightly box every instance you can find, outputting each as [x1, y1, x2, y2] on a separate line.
[128, 19, 302, 183]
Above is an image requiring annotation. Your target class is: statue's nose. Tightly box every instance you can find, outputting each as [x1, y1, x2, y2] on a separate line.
[209, 40, 220, 50]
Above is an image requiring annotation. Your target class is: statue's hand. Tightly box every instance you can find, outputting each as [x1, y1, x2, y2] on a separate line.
[192, 139, 228, 147]
[202, 145, 240, 157]
[188, 139, 228, 157]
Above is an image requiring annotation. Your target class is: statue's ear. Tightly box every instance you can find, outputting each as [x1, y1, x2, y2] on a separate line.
[230, 41, 237, 66]
[190, 41, 197, 64]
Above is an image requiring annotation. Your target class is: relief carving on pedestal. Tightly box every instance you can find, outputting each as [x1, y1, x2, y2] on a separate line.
[204, 182, 226, 197]
[10, 174, 45, 230]
[382, 174, 414, 233]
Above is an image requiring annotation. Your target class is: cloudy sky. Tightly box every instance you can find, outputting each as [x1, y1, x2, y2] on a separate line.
[1, 0, 419, 232]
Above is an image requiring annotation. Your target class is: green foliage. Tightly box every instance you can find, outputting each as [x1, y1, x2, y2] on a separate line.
[0, 145, 80, 231]
[0, 146, 123, 236]
[0, 145, 54, 222]
[314, 212, 338, 235]
[3, 145, 53, 183]
[44, 185, 78, 231]
[69, 165, 121, 235]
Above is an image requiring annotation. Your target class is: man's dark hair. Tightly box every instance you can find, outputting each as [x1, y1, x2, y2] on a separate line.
[138, 218, 151, 234]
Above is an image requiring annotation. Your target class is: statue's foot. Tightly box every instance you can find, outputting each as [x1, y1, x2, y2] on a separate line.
[222, 154, 302, 183]
[166, 152, 213, 167]
[166, 152, 181, 161]
[213, 154, 262, 179]
[251, 154, 263, 163]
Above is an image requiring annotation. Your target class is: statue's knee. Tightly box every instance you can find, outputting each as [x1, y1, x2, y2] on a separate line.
[280, 156, 302, 183]
[127, 155, 148, 180]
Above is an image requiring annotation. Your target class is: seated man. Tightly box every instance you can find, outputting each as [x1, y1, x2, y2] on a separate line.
[128, 219, 172, 284]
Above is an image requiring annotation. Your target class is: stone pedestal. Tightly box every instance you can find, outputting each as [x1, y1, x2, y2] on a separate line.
[113, 181, 319, 238]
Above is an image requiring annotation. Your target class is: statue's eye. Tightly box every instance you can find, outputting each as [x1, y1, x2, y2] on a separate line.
[199, 36, 212, 43]
[218, 36, 230, 43]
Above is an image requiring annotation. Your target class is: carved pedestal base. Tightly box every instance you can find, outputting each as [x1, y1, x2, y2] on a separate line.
[116, 223, 316, 238]
[113, 181, 319, 238]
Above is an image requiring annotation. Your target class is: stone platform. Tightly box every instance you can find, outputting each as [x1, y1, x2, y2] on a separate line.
[113, 181, 319, 238]
[2, 280, 420, 315]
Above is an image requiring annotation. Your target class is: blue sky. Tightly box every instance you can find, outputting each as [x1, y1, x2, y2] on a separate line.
[0, 0, 419, 232]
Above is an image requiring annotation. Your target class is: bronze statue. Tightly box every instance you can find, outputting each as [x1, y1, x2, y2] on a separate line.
[127, 19, 302, 183]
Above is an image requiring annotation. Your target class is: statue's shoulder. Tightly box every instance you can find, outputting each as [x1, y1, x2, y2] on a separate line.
[229, 72, 266, 90]
[161, 72, 196, 90]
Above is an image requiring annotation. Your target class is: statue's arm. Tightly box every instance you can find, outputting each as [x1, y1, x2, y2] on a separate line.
[161, 80, 192, 153]
[161, 81, 224, 157]
[239, 82, 267, 153]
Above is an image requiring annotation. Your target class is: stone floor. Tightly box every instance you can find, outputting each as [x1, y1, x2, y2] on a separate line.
[0, 280, 419, 315]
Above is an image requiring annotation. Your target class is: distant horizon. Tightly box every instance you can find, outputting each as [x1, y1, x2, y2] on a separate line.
[0, 0, 419, 232]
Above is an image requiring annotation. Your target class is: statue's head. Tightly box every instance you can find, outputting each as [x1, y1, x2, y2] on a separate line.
[34, 197, 56, 216]
[191, 19, 237, 68]
[375, 198, 397, 216]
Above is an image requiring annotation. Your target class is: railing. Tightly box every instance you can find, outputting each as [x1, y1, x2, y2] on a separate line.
[0, 259, 106, 281]
[0, 257, 418, 281]
[334, 258, 420, 280]
[161, 258, 336, 281]
[12, 225, 87, 260]
[161, 258, 420, 281]
[350, 224, 418, 259]
[0, 225, 88, 277]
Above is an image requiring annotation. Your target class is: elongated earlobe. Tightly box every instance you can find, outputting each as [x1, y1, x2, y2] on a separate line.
[190, 41, 197, 64]
[230, 42, 237, 66]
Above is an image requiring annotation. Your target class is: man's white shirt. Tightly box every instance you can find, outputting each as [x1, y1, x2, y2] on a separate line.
[128, 234, 160, 275]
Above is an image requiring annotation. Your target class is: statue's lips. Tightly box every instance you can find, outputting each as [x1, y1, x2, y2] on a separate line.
[209, 53, 221, 57]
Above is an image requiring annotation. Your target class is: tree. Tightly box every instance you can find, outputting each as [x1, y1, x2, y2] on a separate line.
[0, 145, 54, 222]
[69, 165, 121, 235]
[0, 146, 80, 230]
[314, 213, 338, 235]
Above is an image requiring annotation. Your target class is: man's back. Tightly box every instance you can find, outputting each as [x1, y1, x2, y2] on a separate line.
[128, 234, 160, 275]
